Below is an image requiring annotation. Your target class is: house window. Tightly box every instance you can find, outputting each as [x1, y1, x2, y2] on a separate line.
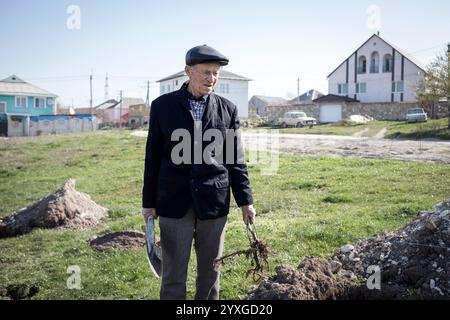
[392, 81, 404, 93]
[356, 83, 367, 94]
[34, 97, 45, 108]
[370, 52, 379, 73]
[383, 54, 393, 72]
[358, 56, 367, 74]
[15, 96, 28, 108]
[0, 102, 6, 113]
[161, 85, 165, 94]
[167, 84, 171, 92]
[338, 83, 348, 95]
[175, 80, 179, 86]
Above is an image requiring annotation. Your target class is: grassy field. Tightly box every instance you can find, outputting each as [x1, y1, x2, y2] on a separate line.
[1, 130, 449, 300]
[245, 118, 450, 140]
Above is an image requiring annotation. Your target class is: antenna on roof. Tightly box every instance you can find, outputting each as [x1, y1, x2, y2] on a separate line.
[377, 31, 380, 36]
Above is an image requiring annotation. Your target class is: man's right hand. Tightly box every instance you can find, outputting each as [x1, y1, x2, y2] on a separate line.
[142, 208, 157, 224]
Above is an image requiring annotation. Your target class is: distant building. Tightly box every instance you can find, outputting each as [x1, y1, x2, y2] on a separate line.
[93, 97, 144, 125]
[157, 70, 252, 118]
[248, 95, 288, 117]
[0, 75, 57, 116]
[327, 34, 426, 103]
[128, 104, 149, 128]
[0, 75, 61, 136]
[288, 89, 324, 104]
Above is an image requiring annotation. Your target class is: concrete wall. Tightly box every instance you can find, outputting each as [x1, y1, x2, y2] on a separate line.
[266, 102, 445, 123]
[7, 114, 98, 137]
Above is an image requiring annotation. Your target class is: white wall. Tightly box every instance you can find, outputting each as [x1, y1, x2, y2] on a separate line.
[159, 76, 189, 95]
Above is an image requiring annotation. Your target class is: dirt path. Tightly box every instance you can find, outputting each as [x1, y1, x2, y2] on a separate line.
[352, 128, 370, 137]
[374, 127, 387, 138]
[132, 130, 450, 164]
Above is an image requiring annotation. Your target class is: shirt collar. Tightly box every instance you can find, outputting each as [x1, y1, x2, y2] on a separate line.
[183, 81, 209, 102]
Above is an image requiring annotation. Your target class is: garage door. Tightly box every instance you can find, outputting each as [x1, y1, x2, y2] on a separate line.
[320, 104, 342, 123]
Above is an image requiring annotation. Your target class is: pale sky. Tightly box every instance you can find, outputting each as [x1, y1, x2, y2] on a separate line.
[1, 0, 449, 108]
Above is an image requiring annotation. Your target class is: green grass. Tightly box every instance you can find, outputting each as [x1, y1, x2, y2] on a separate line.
[1, 130, 449, 299]
[245, 118, 450, 140]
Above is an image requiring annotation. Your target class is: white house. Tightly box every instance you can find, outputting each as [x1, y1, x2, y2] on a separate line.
[157, 70, 252, 118]
[327, 34, 426, 103]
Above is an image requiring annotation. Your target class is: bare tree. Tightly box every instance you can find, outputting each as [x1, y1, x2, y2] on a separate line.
[417, 44, 450, 128]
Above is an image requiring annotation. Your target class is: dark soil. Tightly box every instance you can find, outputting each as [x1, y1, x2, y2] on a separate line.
[249, 198, 450, 300]
[89, 231, 145, 251]
[0, 179, 108, 238]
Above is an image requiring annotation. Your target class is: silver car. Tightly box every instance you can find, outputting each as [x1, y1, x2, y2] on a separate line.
[406, 108, 428, 123]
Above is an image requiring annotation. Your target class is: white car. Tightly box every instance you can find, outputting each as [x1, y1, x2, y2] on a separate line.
[278, 111, 317, 128]
[406, 108, 428, 123]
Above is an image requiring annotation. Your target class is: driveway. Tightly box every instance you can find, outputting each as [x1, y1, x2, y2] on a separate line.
[132, 130, 450, 164]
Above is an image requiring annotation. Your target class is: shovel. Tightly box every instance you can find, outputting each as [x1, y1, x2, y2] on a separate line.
[145, 216, 162, 278]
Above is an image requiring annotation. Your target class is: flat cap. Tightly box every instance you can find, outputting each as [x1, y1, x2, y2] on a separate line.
[185, 45, 229, 66]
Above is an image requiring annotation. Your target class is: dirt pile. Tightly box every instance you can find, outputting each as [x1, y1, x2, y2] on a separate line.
[89, 231, 145, 251]
[249, 198, 450, 300]
[248, 257, 354, 300]
[0, 179, 108, 238]
[333, 198, 450, 299]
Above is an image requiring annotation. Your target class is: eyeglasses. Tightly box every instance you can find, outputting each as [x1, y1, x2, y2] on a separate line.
[191, 67, 220, 79]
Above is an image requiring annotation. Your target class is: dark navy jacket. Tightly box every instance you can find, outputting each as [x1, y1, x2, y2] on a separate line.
[142, 83, 253, 220]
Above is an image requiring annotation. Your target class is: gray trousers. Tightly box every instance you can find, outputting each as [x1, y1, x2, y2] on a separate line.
[158, 207, 227, 300]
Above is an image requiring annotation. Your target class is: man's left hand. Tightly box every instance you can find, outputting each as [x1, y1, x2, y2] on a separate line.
[241, 204, 256, 225]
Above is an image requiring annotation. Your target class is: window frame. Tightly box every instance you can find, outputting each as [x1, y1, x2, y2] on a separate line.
[392, 81, 404, 93]
[34, 97, 46, 109]
[15, 96, 28, 108]
[338, 83, 348, 95]
[356, 82, 367, 94]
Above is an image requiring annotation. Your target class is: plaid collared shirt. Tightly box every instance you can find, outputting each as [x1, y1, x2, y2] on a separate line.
[188, 95, 207, 121]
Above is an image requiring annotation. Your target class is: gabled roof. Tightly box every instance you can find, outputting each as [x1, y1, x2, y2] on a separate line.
[327, 34, 427, 79]
[0, 75, 58, 97]
[289, 89, 324, 104]
[95, 97, 145, 110]
[95, 99, 120, 110]
[313, 94, 359, 103]
[121, 97, 145, 107]
[251, 95, 288, 104]
[157, 70, 252, 82]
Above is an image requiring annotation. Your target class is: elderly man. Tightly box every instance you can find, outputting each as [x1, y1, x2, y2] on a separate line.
[142, 45, 256, 300]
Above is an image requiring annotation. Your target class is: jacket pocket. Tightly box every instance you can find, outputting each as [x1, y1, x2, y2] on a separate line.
[214, 176, 229, 189]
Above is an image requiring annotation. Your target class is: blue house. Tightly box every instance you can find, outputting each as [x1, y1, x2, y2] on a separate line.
[0, 75, 59, 136]
[0, 75, 58, 116]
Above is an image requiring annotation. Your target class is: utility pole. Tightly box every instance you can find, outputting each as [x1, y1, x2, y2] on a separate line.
[119, 90, 123, 129]
[89, 72, 93, 115]
[90, 72, 94, 131]
[145, 80, 150, 107]
[447, 43, 450, 129]
[297, 77, 300, 104]
[104, 73, 109, 101]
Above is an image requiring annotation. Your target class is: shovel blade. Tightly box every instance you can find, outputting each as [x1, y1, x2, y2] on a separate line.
[145, 217, 162, 278]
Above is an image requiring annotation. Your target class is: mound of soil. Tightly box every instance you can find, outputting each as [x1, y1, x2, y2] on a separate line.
[249, 198, 450, 300]
[89, 231, 145, 251]
[248, 257, 353, 300]
[334, 198, 450, 299]
[0, 179, 108, 238]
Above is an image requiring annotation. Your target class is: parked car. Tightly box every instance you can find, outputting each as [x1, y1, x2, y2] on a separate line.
[278, 111, 317, 128]
[406, 108, 428, 123]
